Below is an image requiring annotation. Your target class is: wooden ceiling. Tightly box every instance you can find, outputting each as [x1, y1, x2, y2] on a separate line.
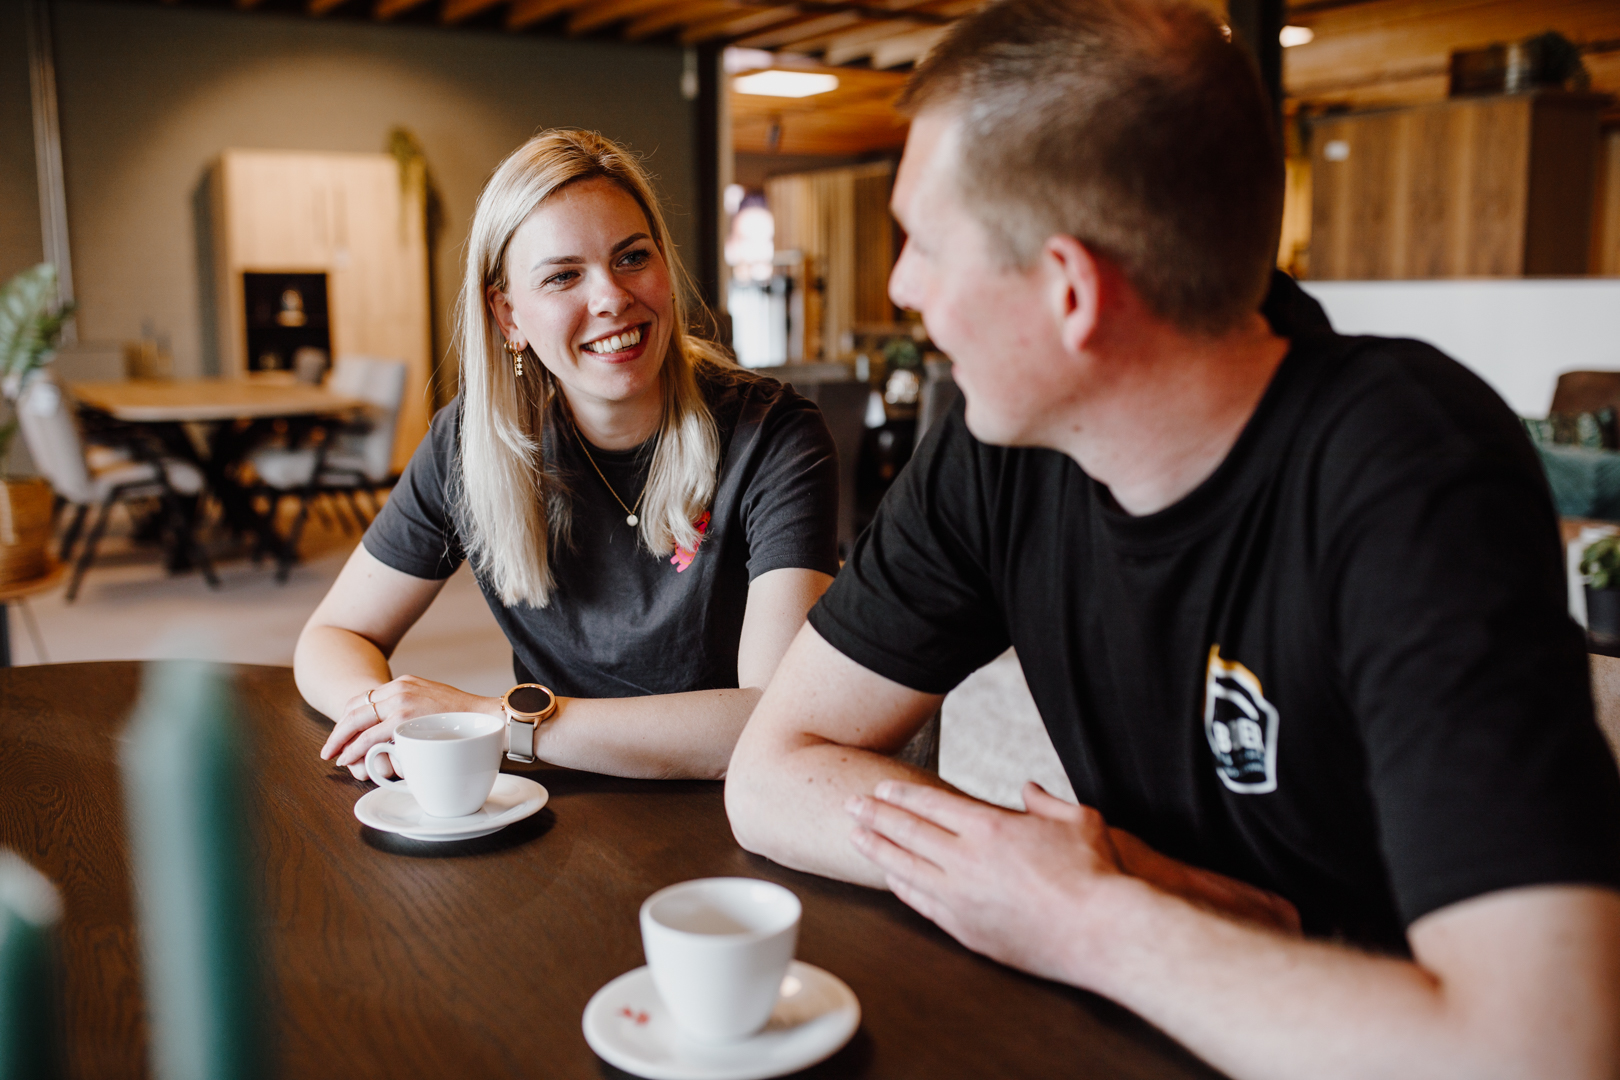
[730, 62, 911, 155]
[1284, 0, 1620, 121]
[135, 0, 1620, 157]
[235, 0, 975, 69]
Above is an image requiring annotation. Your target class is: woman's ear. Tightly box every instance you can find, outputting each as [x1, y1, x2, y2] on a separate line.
[1040, 235, 1102, 357]
[486, 284, 522, 346]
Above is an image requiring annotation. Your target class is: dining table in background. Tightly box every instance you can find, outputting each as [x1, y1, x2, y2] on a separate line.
[0, 660, 1222, 1080]
[68, 378, 367, 425]
[68, 378, 368, 567]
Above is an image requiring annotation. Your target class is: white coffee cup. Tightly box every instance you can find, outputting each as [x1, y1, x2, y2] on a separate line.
[364, 712, 504, 818]
[640, 877, 801, 1042]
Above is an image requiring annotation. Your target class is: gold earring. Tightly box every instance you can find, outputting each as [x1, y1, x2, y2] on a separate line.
[505, 339, 524, 378]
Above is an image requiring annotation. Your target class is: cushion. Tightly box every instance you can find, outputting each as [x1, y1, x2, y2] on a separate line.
[1523, 407, 1618, 450]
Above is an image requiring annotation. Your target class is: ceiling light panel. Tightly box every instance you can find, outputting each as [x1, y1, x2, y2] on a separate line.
[733, 70, 840, 98]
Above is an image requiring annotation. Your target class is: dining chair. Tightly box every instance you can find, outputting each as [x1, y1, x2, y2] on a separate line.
[0, 849, 65, 1080]
[16, 379, 218, 601]
[247, 357, 407, 581]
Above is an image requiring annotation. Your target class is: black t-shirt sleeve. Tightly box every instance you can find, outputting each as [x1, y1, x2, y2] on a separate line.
[361, 401, 466, 580]
[1322, 360, 1620, 926]
[736, 389, 842, 581]
[810, 401, 1011, 694]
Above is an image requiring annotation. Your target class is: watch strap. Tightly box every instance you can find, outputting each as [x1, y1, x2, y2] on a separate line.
[502, 683, 557, 765]
[507, 715, 539, 764]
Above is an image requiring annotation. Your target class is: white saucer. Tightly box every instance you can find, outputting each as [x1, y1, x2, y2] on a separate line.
[582, 960, 860, 1080]
[354, 774, 548, 841]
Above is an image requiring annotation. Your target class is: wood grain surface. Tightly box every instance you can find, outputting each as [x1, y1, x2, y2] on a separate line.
[0, 662, 1222, 1080]
[68, 380, 365, 423]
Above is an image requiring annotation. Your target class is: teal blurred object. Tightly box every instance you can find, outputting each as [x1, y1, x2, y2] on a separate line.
[0, 851, 63, 1080]
[1535, 445, 1620, 521]
[120, 662, 265, 1080]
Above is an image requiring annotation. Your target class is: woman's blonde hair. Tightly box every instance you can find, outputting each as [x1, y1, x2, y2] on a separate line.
[453, 128, 731, 607]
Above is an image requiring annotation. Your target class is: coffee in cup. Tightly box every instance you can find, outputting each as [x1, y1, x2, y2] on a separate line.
[364, 713, 504, 818]
[640, 877, 801, 1042]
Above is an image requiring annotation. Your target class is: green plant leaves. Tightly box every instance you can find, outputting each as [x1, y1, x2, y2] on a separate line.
[1581, 535, 1620, 590]
[0, 263, 74, 402]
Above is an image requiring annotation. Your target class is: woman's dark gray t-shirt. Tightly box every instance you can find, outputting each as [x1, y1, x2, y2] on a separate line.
[362, 368, 841, 697]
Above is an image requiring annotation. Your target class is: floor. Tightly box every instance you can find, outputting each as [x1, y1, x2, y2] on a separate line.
[10, 502, 1071, 802]
[8, 506, 515, 700]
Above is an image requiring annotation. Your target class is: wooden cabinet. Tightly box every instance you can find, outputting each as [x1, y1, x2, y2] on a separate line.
[205, 150, 432, 471]
[1309, 92, 1608, 280]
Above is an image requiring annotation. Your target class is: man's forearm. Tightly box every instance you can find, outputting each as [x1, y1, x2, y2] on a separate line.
[728, 737, 946, 887]
[1067, 880, 1620, 1080]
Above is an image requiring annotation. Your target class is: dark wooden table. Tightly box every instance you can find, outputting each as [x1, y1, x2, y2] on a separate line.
[0, 662, 1220, 1080]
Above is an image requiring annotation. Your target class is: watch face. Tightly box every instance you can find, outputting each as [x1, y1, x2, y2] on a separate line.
[508, 685, 554, 716]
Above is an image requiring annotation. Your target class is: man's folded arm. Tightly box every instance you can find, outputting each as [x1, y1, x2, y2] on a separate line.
[725, 622, 946, 887]
[1087, 879, 1620, 1080]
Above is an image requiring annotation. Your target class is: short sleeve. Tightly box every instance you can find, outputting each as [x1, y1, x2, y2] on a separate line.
[809, 401, 1011, 694]
[736, 390, 842, 581]
[361, 401, 466, 581]
[1323, 377, 1620, 925]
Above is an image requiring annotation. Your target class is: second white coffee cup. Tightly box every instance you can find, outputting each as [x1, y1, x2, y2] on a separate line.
[640, 877, 801, 1042]
[364, 712, 504, 818]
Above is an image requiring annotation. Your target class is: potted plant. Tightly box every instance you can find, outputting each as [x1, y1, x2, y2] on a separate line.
[1581, 534, 1620, 650]
[0, 263, 75, 585]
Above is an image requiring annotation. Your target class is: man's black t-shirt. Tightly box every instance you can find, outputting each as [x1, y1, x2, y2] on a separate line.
[365, 366, 841, 698]
[810, 274, 1620, 951]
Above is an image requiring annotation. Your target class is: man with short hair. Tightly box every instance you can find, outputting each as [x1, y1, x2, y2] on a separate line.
[724, 0, 1620, 1074]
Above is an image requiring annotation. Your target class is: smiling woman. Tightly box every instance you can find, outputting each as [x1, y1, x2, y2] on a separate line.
[292, 129, 841, 783]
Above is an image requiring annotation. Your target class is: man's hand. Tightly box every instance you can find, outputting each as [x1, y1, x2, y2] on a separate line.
[846, 779, 1299, 980]
[320, 675, 500, 779]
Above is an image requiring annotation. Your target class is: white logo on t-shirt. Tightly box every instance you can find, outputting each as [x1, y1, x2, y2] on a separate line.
[1203, 645, 1279, 794]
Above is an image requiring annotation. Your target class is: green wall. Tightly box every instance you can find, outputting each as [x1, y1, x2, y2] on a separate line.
[4, 1, 699, 381]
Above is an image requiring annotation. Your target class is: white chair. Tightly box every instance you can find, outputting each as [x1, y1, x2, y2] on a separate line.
[17, 378, 216, 601]
[248, 357, 407, 580]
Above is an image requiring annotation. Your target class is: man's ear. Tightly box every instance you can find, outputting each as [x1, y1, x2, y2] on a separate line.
[1040, 235, 1102, 356]
[486, 284, 520, 344]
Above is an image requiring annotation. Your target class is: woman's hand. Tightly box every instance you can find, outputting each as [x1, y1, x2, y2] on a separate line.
[320, 674, 502, 780]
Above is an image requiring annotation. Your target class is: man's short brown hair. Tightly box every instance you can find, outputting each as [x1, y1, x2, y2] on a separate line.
[901, 0, 1283, 335]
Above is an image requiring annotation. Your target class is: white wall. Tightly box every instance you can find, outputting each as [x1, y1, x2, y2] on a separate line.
[1301, 279, 1620, 417]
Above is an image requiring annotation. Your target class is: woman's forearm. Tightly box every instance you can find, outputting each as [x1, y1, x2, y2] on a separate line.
[533, 687, 764, 780]
[293, 623, 395, 721]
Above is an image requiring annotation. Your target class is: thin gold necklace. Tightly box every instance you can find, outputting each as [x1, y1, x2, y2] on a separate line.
[576, 430, 657, 528]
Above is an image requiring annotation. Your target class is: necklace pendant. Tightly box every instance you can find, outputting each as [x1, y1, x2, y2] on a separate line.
[626, 513, 639, 527]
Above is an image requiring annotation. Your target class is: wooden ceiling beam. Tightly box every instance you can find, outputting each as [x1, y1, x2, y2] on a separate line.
[624, 0, 734, 38]
[506, 0, 593, 28]
[442, 0, 508, 22]
[670, 0, 955, 35]
[679, 4, 803, 42]
[568, 0, 684, 34]
[736, 10, 862, 47]
[374, 0, 434, 17]
[805, 18, 923, 60]
[869, 24, 947, 67]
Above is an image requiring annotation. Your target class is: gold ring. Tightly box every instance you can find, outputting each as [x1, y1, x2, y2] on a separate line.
[368, 687, 381, 722]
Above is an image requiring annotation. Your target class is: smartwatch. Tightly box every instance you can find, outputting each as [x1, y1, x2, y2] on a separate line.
[502, 683, 558, 764]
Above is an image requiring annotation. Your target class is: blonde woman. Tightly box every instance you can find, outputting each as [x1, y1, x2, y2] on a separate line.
[295, 130, 839, 780]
